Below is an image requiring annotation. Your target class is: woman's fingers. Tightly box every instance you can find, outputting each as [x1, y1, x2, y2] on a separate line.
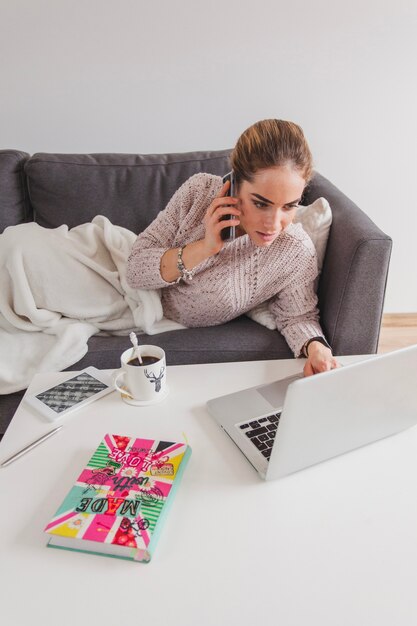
[304, 355, 341, 377]
[202, 181, 240, 254]
[217, 179, 233, 198]
[210, 204, 240, 220]
[204, 199, 240, 230]
[206, 195, 238, 218]
[303, 360, 315, 377]
[203, 213, 240, 239]
[205, 212, 240, 237]
[206, 180, 238, 214]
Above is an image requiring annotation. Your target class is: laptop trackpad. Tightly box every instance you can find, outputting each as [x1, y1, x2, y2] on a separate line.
[257, 373, 302, 408]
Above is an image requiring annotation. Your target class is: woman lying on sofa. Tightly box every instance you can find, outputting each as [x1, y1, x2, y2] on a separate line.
[126, 118, 339, 376]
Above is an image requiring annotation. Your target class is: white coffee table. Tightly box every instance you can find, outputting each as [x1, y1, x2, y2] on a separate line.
[1, 357, 417, 626]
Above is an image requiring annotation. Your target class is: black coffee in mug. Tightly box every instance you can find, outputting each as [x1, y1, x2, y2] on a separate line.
[128, 355, 159, 367]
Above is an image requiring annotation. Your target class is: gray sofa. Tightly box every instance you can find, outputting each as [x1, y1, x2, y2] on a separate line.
[0, 148, 392, 436]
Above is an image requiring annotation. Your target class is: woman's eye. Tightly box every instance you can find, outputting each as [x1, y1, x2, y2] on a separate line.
[253, 201, 299, 211]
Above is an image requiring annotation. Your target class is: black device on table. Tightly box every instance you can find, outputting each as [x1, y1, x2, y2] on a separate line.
[220, 171, 236, 241]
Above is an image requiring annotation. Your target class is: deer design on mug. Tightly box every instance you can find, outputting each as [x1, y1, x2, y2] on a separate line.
[144, 367, 165, 392]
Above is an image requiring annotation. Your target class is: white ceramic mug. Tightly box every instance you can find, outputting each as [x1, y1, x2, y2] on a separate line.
[113, 345, 167, 405]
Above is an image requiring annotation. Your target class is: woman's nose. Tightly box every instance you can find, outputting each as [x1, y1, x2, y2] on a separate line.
[264, 209, 286, 231]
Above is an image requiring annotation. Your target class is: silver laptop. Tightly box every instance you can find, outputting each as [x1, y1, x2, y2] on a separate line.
[206, 344, 417, 480]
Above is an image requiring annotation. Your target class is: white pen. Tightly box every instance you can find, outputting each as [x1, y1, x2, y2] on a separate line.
[1, 425, 63, 468]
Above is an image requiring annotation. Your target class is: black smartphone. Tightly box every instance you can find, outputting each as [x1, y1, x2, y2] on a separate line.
[220, 171, 236, 241]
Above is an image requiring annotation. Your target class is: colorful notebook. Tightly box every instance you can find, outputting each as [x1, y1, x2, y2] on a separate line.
[44, 434, 192, 562]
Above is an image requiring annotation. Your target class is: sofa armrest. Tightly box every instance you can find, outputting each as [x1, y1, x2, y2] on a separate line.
[0, 150, 31, 232]
[305, 172, 392, 355]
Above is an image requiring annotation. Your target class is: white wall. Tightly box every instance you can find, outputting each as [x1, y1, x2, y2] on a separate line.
[1, 0, 416, 312]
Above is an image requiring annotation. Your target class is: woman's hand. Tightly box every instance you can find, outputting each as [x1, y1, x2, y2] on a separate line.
[202, 180, 241, 256]
[160, 180, 240, 282]
[303, 341, 340, 377]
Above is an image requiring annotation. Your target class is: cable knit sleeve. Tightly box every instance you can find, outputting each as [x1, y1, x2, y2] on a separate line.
[268, 243, 327, 357]
[126, 174, 212, 290]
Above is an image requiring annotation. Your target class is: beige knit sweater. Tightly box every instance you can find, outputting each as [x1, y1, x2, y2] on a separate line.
[126, 173, 326, 356]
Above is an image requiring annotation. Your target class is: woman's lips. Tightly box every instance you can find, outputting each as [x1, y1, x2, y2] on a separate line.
[257, 231, 278, 242]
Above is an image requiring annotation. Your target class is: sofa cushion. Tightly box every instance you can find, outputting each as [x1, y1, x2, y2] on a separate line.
[0, 150, 31, 233]
[24, 150, 232, 234]
[70, 316, 292, 371]
[0, 389, 25, 437]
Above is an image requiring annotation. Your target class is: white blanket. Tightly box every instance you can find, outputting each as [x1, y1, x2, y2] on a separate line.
[0, 216, 184, 394]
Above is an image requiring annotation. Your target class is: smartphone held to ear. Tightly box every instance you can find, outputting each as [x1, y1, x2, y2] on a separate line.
[221, 171, 236, 241]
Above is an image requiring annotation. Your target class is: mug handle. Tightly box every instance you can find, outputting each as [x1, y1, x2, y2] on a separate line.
[112, 370, 134, 400]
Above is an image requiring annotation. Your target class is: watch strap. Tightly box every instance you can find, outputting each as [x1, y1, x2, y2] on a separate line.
[303, 336, 331, 357]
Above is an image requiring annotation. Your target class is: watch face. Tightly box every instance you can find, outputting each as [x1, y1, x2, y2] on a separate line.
[36, 372, 108, 414]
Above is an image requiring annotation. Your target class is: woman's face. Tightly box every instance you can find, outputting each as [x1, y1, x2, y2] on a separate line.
[236, 165, 306, 247]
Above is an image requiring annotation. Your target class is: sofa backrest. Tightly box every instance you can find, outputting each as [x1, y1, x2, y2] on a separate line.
[0, 147, 365, 240]
[22, 150, 232, 234]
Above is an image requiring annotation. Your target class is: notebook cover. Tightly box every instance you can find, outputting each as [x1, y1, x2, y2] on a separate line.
[44, 434, 191, 562]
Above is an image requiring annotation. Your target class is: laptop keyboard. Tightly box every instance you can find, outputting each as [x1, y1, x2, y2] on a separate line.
[237, 413, 282, 461]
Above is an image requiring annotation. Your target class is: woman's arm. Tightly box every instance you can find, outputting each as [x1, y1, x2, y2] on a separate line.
[159, 180, 241, 282]
[269, 251, 339, 375]
[160, 240, 216, 283]
[126, 174, 240, 288]
[126, 176, 197, 289]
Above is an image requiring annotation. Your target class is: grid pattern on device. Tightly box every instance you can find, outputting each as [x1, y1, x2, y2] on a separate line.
[35, 373, 107, 413]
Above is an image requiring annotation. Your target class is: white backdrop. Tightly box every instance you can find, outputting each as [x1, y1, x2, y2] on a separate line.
[1, 0, 416, 312]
